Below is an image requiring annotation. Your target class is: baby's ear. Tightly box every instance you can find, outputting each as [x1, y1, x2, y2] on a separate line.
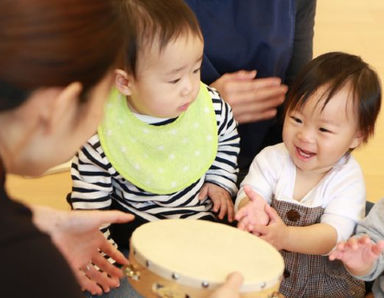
[114, 69, 132, 96]
[350, 130, 364, 149]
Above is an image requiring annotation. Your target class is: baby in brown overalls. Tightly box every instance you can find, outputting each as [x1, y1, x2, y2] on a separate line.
[235, 52, 382, 298]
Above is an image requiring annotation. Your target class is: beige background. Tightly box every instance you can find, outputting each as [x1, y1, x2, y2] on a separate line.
[6, 0, 384, 210]
[313, 0, 384, 204]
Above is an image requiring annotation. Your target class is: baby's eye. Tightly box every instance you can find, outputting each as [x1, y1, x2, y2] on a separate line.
[290, 116, 302, 123]
[193, 67, 201, 74]
[319, 127, 332, 133]
[168, 78, 181, 84]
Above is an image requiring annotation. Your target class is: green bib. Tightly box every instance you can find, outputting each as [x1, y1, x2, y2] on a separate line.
[98, 83, 218, 194]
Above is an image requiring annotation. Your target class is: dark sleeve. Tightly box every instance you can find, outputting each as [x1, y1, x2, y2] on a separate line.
[1, 199, 83, 298]
[285, 0, 317, 86]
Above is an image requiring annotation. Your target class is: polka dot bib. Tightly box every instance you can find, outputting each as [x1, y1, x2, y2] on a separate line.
[98, 83, 218, 194]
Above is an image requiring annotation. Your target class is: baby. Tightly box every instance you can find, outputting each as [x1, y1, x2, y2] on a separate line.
[69, 0, 239, 249]
[235, 52, 381, 297]
[329, 199, 384, 297]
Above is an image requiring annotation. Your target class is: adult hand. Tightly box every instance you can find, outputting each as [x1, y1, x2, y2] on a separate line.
[199, 182, 234, 222]
[235, 185, 269, 234]
[32, 206, 134, 295]
[329, 235, 384, 276]
[209, 272, 243, 298]
[210, 70, 287, 124]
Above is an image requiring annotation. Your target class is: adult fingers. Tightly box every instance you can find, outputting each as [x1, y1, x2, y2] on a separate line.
[233, 90, 286, 114]
[82, 265, 118, 294]
[224, 77, 282, 95]
[75, 270, 103, 296]
[97, 235, 129, 266]
[224, 271, 244, 290]
[211, 71, 258, 92]
[88, 210, 135, 226]
[225, 83, 286, 109]
[92, 251, 124, 279]
[224, 70, 257, 81]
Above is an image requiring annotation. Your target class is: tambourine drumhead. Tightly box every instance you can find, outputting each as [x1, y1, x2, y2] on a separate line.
[128, 219, 284, 297]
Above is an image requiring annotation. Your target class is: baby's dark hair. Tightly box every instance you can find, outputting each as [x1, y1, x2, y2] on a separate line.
[119, 0, 203, 77]
[285, 52, 381, 143]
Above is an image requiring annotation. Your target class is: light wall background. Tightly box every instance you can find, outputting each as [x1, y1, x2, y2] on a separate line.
[313, 0, 384, 203]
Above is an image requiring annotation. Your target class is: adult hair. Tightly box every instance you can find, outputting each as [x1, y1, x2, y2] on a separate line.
[119, 0, 203, 76]
[285, 52, 382, 142]
[0, 0, 124, 111]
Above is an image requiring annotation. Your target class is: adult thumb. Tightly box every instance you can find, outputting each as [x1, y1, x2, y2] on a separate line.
[225, 272, 244, 290]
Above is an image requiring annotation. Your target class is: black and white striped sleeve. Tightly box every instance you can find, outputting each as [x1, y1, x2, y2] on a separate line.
[69, 135, 119, 249]
[205, 87, 240, 196]
[70, 135, 114, 211]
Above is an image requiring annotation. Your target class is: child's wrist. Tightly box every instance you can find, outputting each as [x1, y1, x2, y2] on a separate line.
[346, 261, 375, 277]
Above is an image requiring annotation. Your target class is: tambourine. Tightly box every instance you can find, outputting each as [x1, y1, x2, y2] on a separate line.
[124, 219, 284, 297]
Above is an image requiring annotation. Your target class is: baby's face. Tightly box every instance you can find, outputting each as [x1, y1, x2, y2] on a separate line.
[126, 32, 203, 118]
[282, 84, 362, 176]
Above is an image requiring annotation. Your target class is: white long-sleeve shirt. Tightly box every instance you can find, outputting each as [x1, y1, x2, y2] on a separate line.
[236, 143, 366, 242]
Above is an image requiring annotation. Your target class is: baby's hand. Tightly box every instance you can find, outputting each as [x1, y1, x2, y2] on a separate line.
[198, 183, 234, 222]
[235, 185, 269, 234]
[329, 235, 384, 276]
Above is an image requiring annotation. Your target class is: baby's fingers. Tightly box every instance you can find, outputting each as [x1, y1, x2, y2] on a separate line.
[198, 185, 209, 200]
[211, 197, 221, 213]
[345, 237, 359, 250]
[217, 198, 227, 220]
[357, 235, 372, 246]
[235, 208, 247, 221]
[226, 200, 235, 222]
[237, 217, 252, 231]
[371, 240, 384, 256]
[329, 250, 343, 261]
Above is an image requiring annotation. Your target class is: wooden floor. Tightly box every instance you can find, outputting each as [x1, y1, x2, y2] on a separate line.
[6, 0, 384, 209]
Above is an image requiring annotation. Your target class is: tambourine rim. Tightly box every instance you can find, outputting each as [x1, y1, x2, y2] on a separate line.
[130, 219, 284, 292]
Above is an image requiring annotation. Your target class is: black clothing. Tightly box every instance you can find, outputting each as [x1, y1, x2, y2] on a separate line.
[0, 163, 83, 298]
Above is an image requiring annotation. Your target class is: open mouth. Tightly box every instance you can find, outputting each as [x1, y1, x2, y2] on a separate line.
[296, 146, 316, 160]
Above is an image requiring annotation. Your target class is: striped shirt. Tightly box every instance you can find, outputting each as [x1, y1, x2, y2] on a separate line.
[69, 86, 239, 244]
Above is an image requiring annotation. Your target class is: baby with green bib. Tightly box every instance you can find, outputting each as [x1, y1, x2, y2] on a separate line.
[68, 0, 240, 253]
